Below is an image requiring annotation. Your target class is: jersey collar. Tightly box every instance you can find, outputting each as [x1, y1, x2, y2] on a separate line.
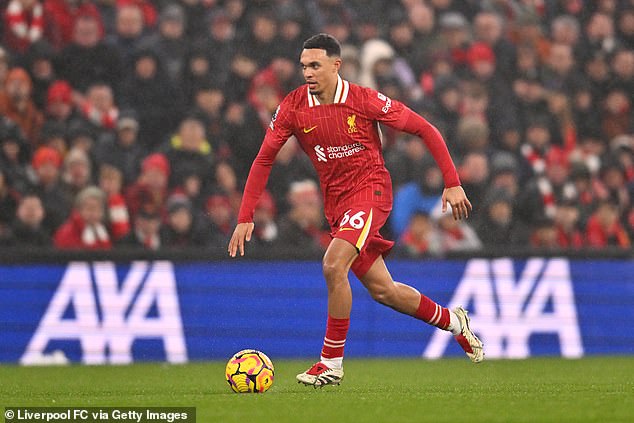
[307, 75, 350, 107]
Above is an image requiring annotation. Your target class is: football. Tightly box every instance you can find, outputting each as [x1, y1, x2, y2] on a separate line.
[225, 349, 275, 393]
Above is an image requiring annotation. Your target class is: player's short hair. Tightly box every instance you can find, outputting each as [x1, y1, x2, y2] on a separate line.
[302, 33, 341, 57]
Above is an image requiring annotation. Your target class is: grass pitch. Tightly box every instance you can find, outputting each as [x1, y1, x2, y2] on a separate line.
[1, 357, 632, 423]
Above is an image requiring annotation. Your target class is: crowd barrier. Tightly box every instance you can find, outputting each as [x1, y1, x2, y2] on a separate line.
[0, 255, 632, 364]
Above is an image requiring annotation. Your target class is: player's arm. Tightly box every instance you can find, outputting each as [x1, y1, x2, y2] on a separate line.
[371, 92, 472, 220]
[228, 105, 293, 257]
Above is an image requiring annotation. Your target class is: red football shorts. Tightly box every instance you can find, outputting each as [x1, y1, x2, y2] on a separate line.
[330, 203, 395, 278]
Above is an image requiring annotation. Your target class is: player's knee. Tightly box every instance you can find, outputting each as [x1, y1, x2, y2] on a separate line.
[322, 259, 347, 284]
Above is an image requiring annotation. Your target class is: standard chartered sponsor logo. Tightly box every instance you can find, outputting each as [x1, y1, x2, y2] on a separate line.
[315, 145, 327, 162]
[315, 143, 366, 161]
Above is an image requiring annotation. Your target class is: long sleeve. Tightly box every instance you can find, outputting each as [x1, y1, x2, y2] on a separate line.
[237, 141, 283, 223]
[394, 108, 461, 188]
[237, 99, 294, 223]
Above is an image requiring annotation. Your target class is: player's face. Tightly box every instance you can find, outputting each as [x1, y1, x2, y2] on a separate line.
[300, 48, 341, 96]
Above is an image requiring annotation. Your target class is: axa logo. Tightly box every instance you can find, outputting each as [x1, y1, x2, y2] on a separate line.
[21, 261, 187, 365]
[315, 145, 327, 162]
[424, 258, 583, 359]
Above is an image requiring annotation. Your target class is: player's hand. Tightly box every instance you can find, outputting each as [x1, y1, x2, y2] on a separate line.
[442, 186, 473, 220]
[228, 222, 255, 257]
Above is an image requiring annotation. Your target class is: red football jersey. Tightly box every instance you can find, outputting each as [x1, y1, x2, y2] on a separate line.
[238, 76, 460, 226]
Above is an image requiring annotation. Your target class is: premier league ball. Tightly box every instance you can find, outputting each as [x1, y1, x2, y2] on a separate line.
[225, 349, 275, 393]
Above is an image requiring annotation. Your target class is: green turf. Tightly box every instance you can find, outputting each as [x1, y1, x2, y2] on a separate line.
[1, 357, 633, 423]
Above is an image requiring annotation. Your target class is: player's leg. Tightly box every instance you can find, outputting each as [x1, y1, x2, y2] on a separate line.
[296, 238, 357, 387]
[359, 256, 484, 363]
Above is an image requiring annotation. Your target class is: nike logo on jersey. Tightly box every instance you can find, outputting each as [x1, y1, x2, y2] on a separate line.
[303, 125, 318, 133]
[338, 227, 355, 231]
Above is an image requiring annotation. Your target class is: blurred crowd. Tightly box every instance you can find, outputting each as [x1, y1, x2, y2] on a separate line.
[0, 0, 632, 256]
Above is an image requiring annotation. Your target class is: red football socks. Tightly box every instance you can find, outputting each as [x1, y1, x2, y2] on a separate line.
[320, 315, 350, 360]
[414, 294, 450, 329]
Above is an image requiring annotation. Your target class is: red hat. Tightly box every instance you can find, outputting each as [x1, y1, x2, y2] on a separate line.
[141, 153, 170, 177]
[546, 147, 569, 169]
[47, 80, 73, 105]
[467, 42, 496, 68]
[32, 146, 63, 170]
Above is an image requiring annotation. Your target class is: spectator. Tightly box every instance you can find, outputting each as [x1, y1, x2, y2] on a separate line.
[391, 159, 444, 238]
[0, 168, 19, 232]
[488, 151, 521, 201]
[178, 0, 208, 41]
[44, 79, 78, 130]
[10, 192, 50, 247]
[240, 11, 280, 67]
[55, 14, 121, 92]
[76, 82, 118, 133]
[600, 86, 632, 139]
[430, 75, 461, 146]
[585, 199, 631, 248]
[222, 100, 266, 179]
[397, 211, 442, 257]
[61, 147, 92, 200]
[97, 163, 129, 241]
[160, 193, 209, 248]
[105, 3, 146, 72]
[529, 217, 562, 250]
[125, 152, 169, 220]
[610, 48, 634, 98]
[580, 12, 621, 62]
[191, 82, 226, 151]
[139, 3, 187, 83]
[94, 110, 144, 185]
[182, 44, 215, 105]
[0, 117, 31, 192]
[0, 67, 43, 145]
[163, 114, 213, 189]
[385, 134, 429, 190]
[224, 51, 259, 103]
[53, 185, 112, 249]
[196, 10, 236, 86]
[476, 188, 529, 248]
[43, 0, 104, 50]
[205, 193, 235, 251]
[275, 179, 329, 256]
[212, 160, 242, 213]
[541, 43, 584, 95]
[30, 145, 70, 232]
[553, 200, 584, 249]
[457, 151, 489, 209]
[23, 40, 57, 110]
[435, 212, 481, 254]
[3, 0, 45, 54]
[473, 10, 516, 79]
[119, 48, 183, 150]
[599, 156, 630, 214]
[117, 0, 156, 29]
[437, 11, 471, 76]
[265, 137, 316, 215]
[117, 202, 162, 250]
[250, 190, 278, 247]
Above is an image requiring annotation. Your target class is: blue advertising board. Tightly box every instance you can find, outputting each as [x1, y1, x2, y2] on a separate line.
[0, 258, 633, 364]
